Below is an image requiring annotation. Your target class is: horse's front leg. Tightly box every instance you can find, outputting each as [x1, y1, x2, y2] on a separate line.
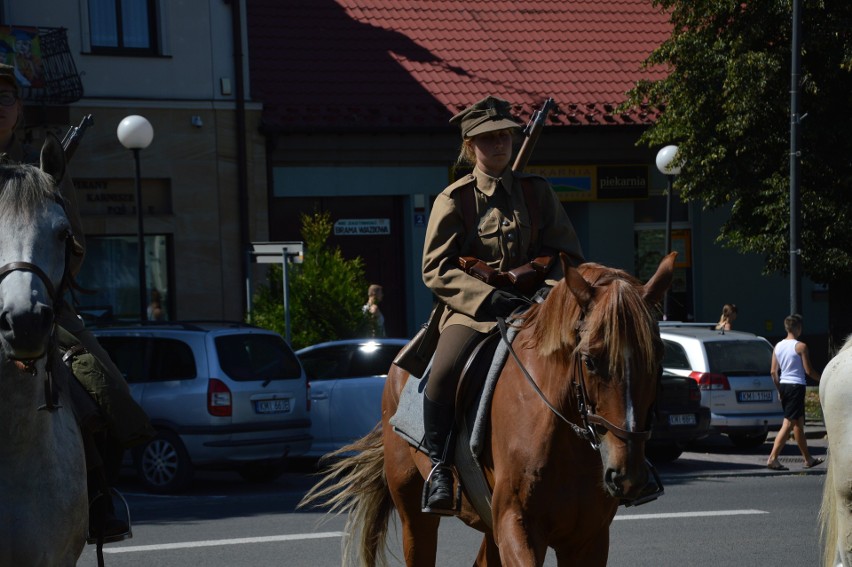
[473, 532, 501, 566]
[491, 490, 547, 567]
[553, 532, 609, 567]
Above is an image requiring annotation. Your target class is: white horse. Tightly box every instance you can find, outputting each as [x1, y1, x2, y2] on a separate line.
[0, 136, 88, 566]
[820, 336, 852, 567]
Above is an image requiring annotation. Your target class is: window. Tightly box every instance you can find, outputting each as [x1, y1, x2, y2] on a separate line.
[75, 234, 171, 322]
[348, 344, 402, 378]
[704, 341, 772, 376]
[662, 341, 691, 371]
[89, 0, 157, 54]
[215, 334, 303, 382]
[97, 336, 148, 383]
[150, 338, 196, 380]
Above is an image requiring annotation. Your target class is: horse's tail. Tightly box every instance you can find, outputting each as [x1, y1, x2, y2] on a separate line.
[819, 450, 837, 567]
[298, 425, 393, 567]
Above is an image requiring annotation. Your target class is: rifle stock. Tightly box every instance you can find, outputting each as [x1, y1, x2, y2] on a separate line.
[512, 98, 554, 174]
[61, 114, 94, 162]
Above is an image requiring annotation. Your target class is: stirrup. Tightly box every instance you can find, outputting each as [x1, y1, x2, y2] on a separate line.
[86, 488, 133, 544]
[621, 459, 665, 508]
[421, 462, 461, 516]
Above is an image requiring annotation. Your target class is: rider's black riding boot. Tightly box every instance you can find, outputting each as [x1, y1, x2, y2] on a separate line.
[87, 432, 130, 541]
[422, 394, 456, 515]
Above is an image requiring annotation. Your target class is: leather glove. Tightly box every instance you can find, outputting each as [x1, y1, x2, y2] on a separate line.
[486, 290, 527, 319]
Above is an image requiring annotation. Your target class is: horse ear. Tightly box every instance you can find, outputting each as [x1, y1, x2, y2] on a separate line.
[562, 253, 593, 310]
[39, 133, 66, 184]
[643, 252, 677, 305]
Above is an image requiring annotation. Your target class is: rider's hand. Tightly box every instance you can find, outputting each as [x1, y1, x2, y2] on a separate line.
[486, 290, 527, 319]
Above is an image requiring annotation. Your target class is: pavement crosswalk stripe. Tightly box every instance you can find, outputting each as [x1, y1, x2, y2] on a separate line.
[103, 532, 345, 553]
[615, 509, 768, 521]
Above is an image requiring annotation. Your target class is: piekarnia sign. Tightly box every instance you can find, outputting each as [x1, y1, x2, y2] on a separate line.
[333, 218, 391, 236]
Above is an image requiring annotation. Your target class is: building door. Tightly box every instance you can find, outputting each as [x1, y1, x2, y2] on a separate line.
[269, 196, 407, 338]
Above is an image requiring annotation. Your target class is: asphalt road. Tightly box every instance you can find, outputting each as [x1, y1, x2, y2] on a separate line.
[78, 422, 829, 566]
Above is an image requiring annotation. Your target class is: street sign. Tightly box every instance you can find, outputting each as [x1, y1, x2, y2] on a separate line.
[246, 241, 305, 344]
[249, 241, 304, 264]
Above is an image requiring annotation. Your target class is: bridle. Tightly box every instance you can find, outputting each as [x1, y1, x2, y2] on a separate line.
[497, 314, 664, 506]
[0, 193, 77, 411]
[497, 316, 654, 450]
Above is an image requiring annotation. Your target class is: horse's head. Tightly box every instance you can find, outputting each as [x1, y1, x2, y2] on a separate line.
[0, 135, 71, 361]
[526, 252, 675, 501]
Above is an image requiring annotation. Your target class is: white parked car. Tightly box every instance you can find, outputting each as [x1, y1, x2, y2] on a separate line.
[296, 338, 408, 458]
[659, 323, 784, 448]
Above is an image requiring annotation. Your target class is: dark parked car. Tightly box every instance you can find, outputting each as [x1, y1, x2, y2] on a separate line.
[646, 370, 712, 463]
[296, 338, 408, 458]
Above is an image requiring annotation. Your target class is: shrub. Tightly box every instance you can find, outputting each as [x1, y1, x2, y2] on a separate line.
[249, 212, 370, 349]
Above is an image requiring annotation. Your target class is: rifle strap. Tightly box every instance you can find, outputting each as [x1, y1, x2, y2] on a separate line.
[460, 178, 539, 249]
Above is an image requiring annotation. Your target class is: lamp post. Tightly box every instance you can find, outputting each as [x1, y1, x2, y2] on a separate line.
[655, 144, 683, 320]
[789, 0, 802, 316]
[117, 115, 154, 322]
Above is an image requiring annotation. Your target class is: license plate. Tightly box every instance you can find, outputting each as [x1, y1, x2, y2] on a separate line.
[737, 390, 773, 403]
[255, 399, 290, 414]
[668, 413, 696, 426]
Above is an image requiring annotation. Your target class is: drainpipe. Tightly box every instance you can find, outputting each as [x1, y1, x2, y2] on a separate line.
[228, 0, 250, 319]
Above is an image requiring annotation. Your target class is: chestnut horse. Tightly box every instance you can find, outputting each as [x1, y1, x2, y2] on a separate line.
[302, 253, 675, 566]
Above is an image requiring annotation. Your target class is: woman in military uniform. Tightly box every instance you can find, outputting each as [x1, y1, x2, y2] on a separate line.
[420, 96, 584, 514]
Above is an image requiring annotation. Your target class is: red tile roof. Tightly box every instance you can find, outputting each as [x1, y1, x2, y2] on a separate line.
[247, 1, 670, 131]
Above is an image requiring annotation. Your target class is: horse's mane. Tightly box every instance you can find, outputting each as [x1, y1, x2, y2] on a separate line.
[839, 334, 852, 355]
[0, 159, 59, 222]
[522, 263, 660, 378]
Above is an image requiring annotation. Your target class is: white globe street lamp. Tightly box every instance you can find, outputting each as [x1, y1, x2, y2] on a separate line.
[117, 115, 154, 322]
[655, 144, 684, 320]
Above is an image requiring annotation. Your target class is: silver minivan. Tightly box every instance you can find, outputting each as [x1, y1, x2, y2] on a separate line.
[93, 322, 312, 493]
[660, 323, 784, 448]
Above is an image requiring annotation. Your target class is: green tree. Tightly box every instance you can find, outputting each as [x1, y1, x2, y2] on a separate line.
[249, 212, 370, 349]
[626, 1, 852, 284]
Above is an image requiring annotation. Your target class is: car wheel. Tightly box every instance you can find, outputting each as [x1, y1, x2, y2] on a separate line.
[646, 443, 684, 463]
[133, 430, 194, 494]
[728, 431, 769, 449]
[238, 462, 286, 483]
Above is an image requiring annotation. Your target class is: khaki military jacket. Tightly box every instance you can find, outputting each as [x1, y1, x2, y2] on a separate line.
[422, 166, 584, 333]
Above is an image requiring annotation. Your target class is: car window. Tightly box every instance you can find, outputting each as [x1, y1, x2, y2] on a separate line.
[662, 340, 691, 370]
[704, 340, 772, 375]
[299, 346, 350, 381]
[348, 344, 402, 377]
[215, 334, 302, 381]
[149, 338, 197, 381]
[97, 336, 148, 383]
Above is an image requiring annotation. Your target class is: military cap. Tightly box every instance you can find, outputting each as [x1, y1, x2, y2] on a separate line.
[450, 96, 521, 138]
[0, 63, 20, 96]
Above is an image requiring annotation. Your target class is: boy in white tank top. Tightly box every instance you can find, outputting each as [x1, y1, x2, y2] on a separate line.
[766, 314, 823, 470]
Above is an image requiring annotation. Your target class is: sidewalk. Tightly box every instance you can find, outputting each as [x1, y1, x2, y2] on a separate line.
[656, 420, 828, 479]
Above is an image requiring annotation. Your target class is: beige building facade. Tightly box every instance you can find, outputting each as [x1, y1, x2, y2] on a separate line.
[4, 0, 264, 321]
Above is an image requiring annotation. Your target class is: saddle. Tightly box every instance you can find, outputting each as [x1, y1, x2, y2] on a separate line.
[389, 319, 520, 529]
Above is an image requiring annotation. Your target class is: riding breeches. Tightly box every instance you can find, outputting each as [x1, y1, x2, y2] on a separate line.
[425, 324, 486, 406]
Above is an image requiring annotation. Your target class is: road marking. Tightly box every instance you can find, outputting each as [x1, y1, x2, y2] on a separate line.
[104, 510, 766, 553]
[616, 509, 767, 521]
[104, 532, 345, 554]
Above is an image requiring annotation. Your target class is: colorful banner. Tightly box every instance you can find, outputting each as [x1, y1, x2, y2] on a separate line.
[0, 26, 45, 89]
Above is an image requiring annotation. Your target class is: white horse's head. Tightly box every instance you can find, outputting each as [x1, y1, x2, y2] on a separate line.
[0, 135, 70, 361]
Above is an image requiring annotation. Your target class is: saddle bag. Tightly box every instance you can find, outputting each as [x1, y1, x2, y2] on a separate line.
[393, 303, 445, 378]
